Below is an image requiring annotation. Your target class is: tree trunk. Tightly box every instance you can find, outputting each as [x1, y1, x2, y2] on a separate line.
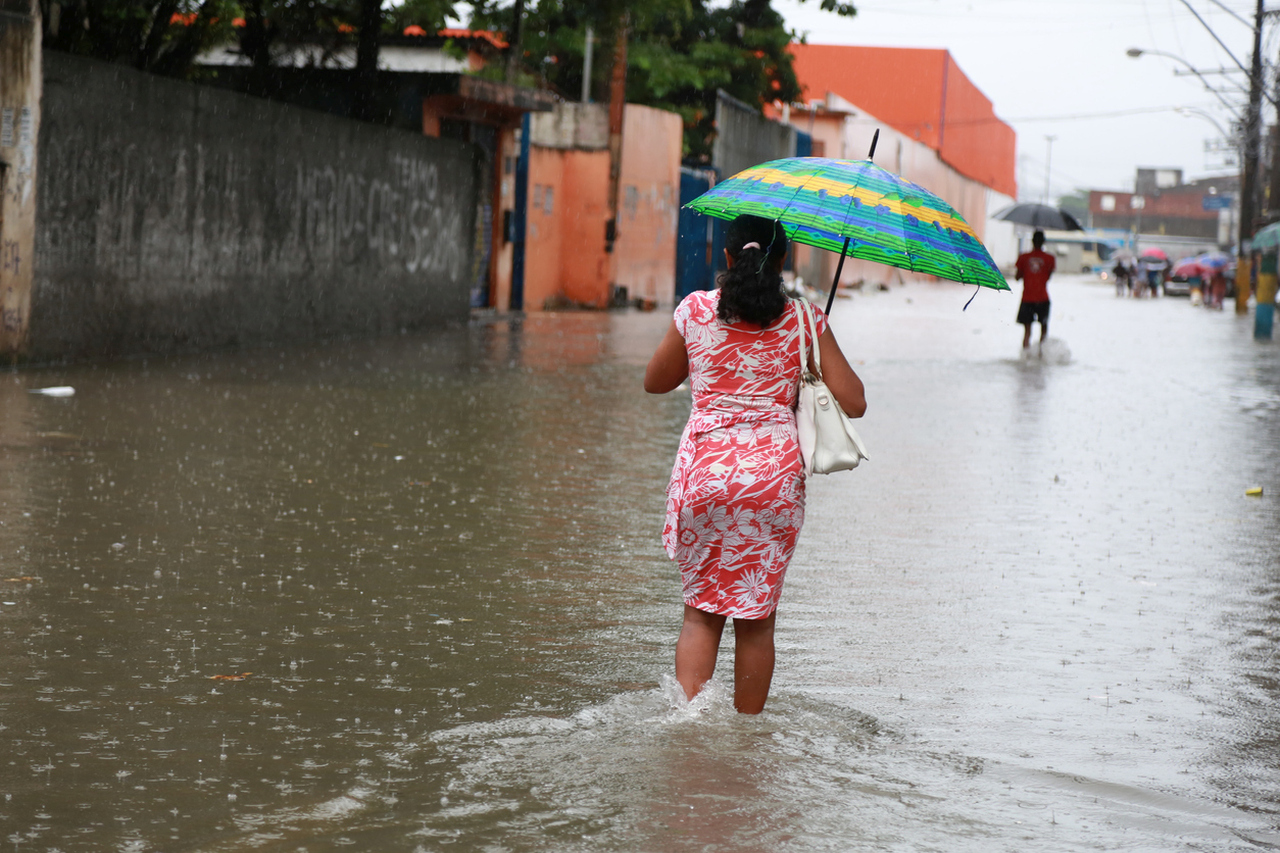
[243, 0, 273, 97]
[355, 0, 383, 121]
[605, 13, 627, 254]
[505, 0, 524, 84]
[137, 0, 180, 71]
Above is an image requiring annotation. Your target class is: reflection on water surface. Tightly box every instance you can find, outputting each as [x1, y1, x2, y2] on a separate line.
[1, 282, 1278, 851]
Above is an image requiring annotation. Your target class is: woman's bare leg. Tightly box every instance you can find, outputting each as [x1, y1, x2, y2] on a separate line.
[675, 605, 727, 701]
[732, 613, 777, 714]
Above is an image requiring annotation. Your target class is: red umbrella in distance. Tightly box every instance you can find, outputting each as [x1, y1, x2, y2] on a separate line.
[1172, 257, 1203, 278]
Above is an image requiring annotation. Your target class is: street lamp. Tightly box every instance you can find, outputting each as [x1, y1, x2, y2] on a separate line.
[1126, 47, 1242, 113]
[1127, 17, 1265, 318]
[1173, 105, 1232, 141]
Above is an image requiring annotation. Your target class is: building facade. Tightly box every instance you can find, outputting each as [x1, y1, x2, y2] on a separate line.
[521, 101, 682, 310]
[1088, 169, 1237, 247]
[781, 44, 1018, 287]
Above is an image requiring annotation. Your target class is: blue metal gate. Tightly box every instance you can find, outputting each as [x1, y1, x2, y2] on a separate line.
[677, 167, 722, 299]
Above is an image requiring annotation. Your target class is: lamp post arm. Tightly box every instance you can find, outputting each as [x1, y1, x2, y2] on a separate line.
[1128, 47, 1262, 113]
[1175, 106, 1231, 138]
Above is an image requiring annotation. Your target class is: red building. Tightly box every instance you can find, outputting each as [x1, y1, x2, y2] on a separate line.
[788, 44, 1016, 199]
[1088, 169, 1235, 242]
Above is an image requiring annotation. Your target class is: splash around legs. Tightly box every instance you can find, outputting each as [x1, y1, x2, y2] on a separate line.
[675, 604, 777, 714]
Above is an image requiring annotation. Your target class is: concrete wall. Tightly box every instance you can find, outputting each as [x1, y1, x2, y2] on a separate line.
[524, 102, 612, 310]
[0, 0, 40, 357]
[523, 145, 611, 310]
[26, 53, 478, 363]
[713, 89, 796, 180]
[522, 101, 681, 310]
[528, 102, 608, 150]
[523, 146, 565, 309]
[614, 104, 681, 306]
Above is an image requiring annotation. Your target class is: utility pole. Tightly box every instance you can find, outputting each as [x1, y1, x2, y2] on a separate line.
[581, 25, 594, 103]
[1256, 22, 1280, 336]
[1236, 0, 1264, 315]
[1044, 136, 1056, 205]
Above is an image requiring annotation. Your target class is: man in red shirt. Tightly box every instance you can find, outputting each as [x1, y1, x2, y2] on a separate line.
[1014, 230, 1056, 350]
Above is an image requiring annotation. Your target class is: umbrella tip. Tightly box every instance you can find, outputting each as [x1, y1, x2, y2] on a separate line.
[868, 129, 880, 161]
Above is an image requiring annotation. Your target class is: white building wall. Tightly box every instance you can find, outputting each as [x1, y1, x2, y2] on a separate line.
[985, 190, 1018, 271]
[787, 91, 1014, 288]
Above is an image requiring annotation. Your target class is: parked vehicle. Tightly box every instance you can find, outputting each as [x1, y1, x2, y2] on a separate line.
[1164, 257, 1202, 297]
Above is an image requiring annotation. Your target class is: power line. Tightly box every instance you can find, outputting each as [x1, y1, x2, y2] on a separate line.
[1003, 105, 1223, 122]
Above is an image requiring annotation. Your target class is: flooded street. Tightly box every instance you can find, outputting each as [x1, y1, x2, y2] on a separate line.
[2, 275, 1279, 851]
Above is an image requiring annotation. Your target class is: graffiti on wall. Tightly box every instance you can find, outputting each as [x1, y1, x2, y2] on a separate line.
[36, 115, 474, 294]
[296, 154, 469, 280]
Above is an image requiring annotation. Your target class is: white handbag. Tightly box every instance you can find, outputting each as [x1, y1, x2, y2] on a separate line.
[795, 299, 869, 476]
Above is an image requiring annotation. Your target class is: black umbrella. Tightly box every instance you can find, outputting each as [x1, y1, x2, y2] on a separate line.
[993, 203, 1084, 231]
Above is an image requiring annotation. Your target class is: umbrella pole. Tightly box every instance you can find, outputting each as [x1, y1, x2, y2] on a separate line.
[826, 237, 850, 315]
[868, 129, 879, 160]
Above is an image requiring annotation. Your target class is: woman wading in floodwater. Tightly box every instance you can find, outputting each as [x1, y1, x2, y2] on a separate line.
[644, 214, 866, 713]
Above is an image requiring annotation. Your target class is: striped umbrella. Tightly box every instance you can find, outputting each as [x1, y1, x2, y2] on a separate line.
[684, 155, 1008, 310]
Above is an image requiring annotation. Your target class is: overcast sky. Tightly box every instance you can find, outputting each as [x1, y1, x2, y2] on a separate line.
[775, 0, 1273, 201]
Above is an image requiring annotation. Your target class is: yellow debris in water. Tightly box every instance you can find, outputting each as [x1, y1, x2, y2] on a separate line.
[1246, 486, 1264, 496]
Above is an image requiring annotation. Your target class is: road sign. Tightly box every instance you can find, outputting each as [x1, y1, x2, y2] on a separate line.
[1203, 195, 1234, 211]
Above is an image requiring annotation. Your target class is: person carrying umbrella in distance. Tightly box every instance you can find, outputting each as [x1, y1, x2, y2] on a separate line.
[644, 214, 866, 714]
[1138, 248, 1169, 298]
[1015, 230, 1055, 351]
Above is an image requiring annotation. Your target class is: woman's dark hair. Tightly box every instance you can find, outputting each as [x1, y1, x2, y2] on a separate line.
[717, 215, 789, 326]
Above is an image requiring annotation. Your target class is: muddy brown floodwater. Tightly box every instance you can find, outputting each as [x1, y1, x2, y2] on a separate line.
[2, 275, 1279, 852]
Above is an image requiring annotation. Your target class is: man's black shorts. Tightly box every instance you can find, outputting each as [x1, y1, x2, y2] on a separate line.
[1017, 301, 1050, 325]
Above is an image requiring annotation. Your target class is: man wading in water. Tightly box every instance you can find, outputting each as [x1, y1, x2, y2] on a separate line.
[1015, 230, 1055, 352]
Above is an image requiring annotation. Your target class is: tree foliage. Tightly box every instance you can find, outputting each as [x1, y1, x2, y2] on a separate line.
[464, 0, 855, 164]
[38, 0, 854, 158]
[41, 0, 239, 74]
[39, 0, 459, 79]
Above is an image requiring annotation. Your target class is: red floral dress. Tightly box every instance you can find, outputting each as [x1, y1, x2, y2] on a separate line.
[663, 289, 827, 619]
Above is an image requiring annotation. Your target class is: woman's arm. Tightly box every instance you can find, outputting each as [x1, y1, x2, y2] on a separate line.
[644, 320, 689, 394]
[810, 328, 866, 417]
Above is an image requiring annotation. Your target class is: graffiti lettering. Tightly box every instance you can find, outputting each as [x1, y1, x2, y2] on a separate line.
[1, 240, 19, 276]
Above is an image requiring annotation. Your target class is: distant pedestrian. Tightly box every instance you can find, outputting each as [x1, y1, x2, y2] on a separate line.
[644, 214, 865, 714]
[1015, 230, 1055, 350]
[1140, 255, 1168, 298]
[1112, 257, 1131, 297]
[1208, 266, 1227, 309]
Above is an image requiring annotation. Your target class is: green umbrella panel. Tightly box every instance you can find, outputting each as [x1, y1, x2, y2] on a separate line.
[684, 157, 1009, 293]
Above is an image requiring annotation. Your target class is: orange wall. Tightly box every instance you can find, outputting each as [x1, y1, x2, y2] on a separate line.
[523, 148, 611, 309]
[522, 147, 565, 311]
[791, 45, 946, 147]
[789, 43, 1016, 199]
[939, 55, 1017, 203]
[614, 104, 683, 305]
[561, 150, 612, 306]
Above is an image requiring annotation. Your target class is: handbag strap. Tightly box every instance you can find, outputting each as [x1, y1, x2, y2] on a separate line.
[796, 299, 823, 379]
